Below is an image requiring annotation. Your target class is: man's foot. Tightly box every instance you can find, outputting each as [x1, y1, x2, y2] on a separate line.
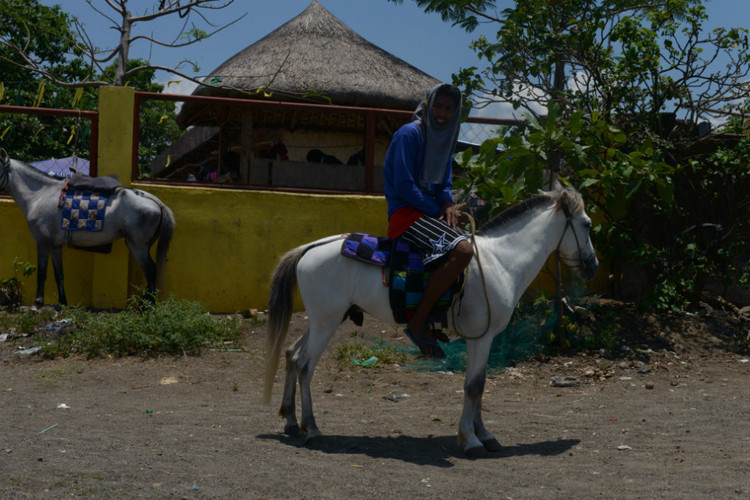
[404, 325, 446, 359]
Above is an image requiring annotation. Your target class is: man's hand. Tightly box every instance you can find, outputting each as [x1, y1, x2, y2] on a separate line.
[441, 201, 468, 229]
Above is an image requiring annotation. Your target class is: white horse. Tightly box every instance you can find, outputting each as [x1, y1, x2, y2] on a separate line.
[264, 186, 598, 457]
[0, 149, 175, 306]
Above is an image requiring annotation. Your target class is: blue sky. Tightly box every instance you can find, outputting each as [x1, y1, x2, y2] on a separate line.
[40, 0, 748, 120]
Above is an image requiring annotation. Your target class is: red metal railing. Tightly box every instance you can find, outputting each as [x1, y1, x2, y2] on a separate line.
[0, 105, 98, 176]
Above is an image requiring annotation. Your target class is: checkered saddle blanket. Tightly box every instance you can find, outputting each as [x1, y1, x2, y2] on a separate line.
[340, 233, 462, 324]
[60, 190, 108, 232]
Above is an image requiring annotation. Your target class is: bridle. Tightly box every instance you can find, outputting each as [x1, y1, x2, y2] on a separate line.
[556, 204, 595, 272]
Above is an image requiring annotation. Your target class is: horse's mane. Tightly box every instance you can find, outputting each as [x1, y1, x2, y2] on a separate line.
[477, 187, 583, 235]
[12, 159, 65, 185]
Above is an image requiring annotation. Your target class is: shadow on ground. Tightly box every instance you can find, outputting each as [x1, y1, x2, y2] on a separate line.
[256, 433, 580, 466]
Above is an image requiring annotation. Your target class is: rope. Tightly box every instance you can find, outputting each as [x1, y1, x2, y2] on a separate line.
[447, 213, 493, 340]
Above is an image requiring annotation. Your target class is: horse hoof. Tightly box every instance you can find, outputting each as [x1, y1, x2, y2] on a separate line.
[304, 429, 322, 445]
[283, 423, 300, 436]
[482, 438, 502, 453]
[465, 445, 489, 459]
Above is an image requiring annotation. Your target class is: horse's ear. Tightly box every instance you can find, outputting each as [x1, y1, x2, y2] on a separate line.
[559, 187, 583, 216]
[0, 149, 7, 161]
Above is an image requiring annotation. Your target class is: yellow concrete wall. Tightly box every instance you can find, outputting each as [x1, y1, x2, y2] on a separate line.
[127, 184, 387, 312]
[90, 86, 134, 309]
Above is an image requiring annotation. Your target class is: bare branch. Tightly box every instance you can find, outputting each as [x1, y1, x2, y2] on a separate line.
[128, 0, 237, 24]
[129, 13, 244, 49]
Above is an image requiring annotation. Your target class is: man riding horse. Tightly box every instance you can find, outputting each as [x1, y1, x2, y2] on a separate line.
[383, 83, 473, 358]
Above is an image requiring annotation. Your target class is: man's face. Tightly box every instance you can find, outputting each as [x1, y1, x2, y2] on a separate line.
[431, 94, 457, 127]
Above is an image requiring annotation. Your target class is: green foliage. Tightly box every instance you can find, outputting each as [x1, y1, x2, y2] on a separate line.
[35, 297, 243, 359]
[443, 0, 750, 310]
[637, 139, 750, 310]
[455, 101, 675, 230]
[0, 0, 97, 162]
[0, 0, 90, 83]
[386, 0, 494, 32]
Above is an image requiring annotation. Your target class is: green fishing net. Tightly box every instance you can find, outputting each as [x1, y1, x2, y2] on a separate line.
[404, 293, 572, 373]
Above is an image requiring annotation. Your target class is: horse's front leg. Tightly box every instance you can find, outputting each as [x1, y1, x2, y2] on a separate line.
[458, 337, 500, 457]
[49, 246, 67, 306]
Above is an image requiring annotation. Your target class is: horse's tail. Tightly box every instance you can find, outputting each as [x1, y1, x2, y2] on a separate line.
[263, 244, 307, 406]
[154, 202, 176, 292]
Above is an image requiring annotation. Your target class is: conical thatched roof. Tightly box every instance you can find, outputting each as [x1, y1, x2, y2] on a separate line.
[177, 0, 440, 128]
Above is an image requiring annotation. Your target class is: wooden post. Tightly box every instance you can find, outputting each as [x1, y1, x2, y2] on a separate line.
[240, 110, 253, 184]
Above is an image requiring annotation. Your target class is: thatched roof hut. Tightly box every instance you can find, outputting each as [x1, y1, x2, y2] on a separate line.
[176, 0, 440, 129]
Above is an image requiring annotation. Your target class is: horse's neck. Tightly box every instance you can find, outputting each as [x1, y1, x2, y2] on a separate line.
[10, 161, 59, 212]
[476, 206, 564, 298]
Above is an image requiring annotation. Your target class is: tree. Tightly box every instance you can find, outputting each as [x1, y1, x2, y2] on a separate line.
[1, 1, 219, 171]
[0, 1, 98, 162]
[395, 0, 750, 310]
[1, 0, 245, 88]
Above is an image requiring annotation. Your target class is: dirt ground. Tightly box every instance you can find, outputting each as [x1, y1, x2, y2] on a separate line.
[1, 300, 749, 500]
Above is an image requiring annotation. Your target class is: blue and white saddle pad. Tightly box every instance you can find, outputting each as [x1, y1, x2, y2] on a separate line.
[60, 190, 108, 231]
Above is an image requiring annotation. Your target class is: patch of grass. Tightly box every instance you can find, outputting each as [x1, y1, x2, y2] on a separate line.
[31, 296, 243, 359]
[34, 362, 85, 386]
[0, 306, 58, 334]
[334, 338, 409, 370]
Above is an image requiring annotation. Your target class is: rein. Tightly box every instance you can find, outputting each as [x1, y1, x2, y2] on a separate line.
[448, 203, 586, 341]
[448, 214, 493, 340]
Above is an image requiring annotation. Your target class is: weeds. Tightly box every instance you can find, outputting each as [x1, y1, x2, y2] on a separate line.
[0, 296, 244, 359]
[0, 258, 36, 309]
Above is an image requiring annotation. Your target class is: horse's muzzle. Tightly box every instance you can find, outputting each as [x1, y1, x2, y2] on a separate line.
[580, 255, 599, 281]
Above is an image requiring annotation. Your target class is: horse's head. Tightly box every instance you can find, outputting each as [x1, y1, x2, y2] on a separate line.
[556, 188, 599, 280]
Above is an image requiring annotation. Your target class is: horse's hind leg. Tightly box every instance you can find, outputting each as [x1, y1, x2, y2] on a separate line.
[279, 331, 307, 436]
[126, 242, 157, 298]
[50, 246, 67, 306]
[33, 243, 50, 306]
[34, 243, 66, 306]
[296, 316, 340, 444]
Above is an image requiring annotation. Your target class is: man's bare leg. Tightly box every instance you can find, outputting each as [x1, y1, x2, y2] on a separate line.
[406, 240, 473, 356]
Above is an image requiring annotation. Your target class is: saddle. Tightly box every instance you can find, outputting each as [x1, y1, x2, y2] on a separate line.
[56, 174, 122, 252]
[66, 172, 123, 194]
[340, 232, 463, 324]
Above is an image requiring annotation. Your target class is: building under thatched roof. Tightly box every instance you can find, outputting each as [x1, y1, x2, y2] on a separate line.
[160, 1, 443, 191]
[177, 0, 440, 129]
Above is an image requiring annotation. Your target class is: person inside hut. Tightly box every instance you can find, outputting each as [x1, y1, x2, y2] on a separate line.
[383, 83, 473, 358]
